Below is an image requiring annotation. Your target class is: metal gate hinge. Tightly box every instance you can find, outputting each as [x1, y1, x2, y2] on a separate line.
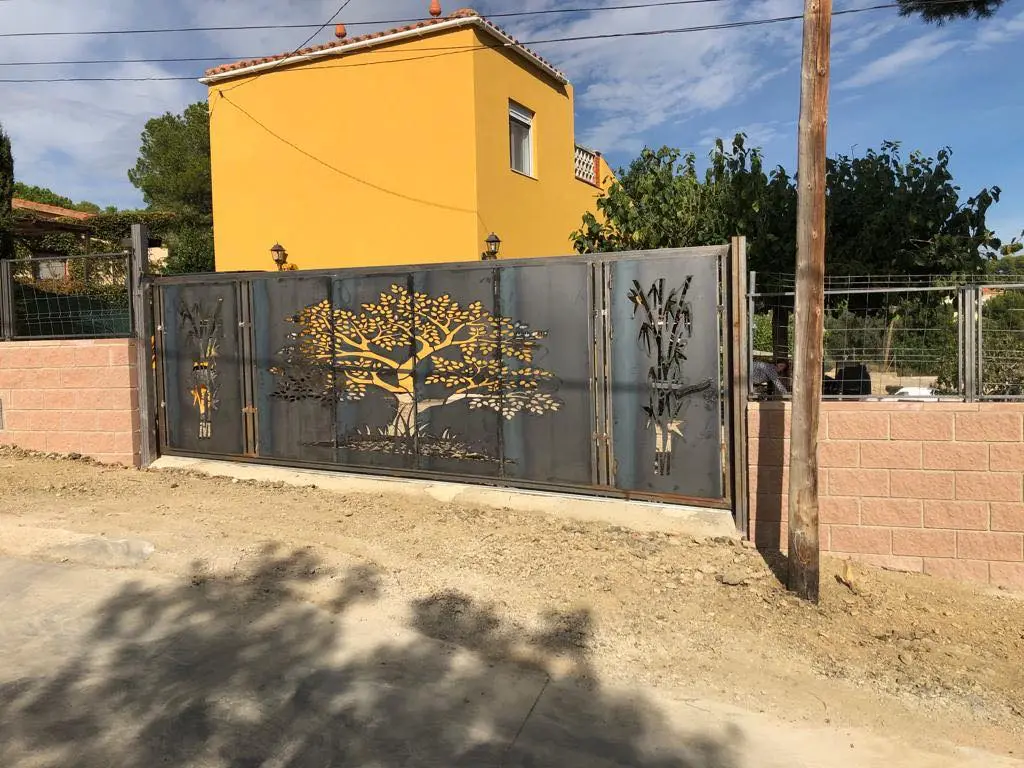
[242, 406, 257, 415]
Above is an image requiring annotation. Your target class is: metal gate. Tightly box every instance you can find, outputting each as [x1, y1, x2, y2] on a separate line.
[151, 246, 739, 508]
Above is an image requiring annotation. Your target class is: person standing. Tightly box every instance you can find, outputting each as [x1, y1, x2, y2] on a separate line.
[752, 359, 790, 396]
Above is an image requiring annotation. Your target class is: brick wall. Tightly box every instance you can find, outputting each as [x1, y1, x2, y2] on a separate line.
[0, 340, 141, 466]
[749, 401, 1024, 591]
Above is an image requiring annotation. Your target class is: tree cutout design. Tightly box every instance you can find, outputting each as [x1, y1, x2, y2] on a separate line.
[181, 300, 224, 440]
[628, 277, 713, 476]
[271, 285, 561, 451]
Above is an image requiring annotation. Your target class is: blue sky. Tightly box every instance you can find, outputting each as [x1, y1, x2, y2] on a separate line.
[1, 0, 1021, 243]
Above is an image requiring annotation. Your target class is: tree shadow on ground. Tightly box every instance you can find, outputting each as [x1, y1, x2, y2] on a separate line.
[0, 546, 742, 767]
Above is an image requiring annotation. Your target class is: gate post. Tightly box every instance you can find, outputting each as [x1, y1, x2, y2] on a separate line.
[728, 236, 750, 536]
[130, 223, 159, 467]
[0, 258, 13, 340]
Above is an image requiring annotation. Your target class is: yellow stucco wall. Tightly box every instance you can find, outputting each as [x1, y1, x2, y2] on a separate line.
[208, 29, 481, 272]
[207, 25, 606, 272]
[470, 31, 607, 260]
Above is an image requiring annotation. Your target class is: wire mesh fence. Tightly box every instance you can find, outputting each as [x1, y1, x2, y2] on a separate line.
[979, 285, 1024, 399]
[749, 273, 965, 400]
[1, 253, 133, 340]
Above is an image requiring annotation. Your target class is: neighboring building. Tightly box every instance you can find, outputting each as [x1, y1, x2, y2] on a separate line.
[11, 198, 95, 279]
[981, 286, 1006, 304]
[11, 198, 166, 277]
[201, 5, 611, 272]
[12, 198, 94, 225]
[147, 246, 169, 269]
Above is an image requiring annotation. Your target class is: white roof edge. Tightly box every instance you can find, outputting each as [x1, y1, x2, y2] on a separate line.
[199, 16, 568, 86]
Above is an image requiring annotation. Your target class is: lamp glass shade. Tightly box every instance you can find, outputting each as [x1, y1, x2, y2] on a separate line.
[270, 243, 287, 266]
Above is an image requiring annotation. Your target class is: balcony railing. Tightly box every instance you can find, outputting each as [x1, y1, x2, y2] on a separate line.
[574, 144, 600, 186]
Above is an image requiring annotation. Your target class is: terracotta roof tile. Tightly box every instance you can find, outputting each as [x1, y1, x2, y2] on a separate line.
[202, 8, 566, 83]
[12, 198, 94, 221]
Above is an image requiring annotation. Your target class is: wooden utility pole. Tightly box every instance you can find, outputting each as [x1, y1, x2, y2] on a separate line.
[787, 0, 832, 601]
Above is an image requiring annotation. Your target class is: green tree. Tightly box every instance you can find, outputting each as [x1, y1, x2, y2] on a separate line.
[129, 102, 214, 273]
[128, 102, 212, 224]
[161, 224, 215, 275]
[12, 182, 75, 209]
[825, 142, 1000, 276]
[12, 182, 104, 214]
[708, 135, 797, 276]
[571, 146, 730, 253]
[990, 232, 1024, 267]
[573, 138, 999, 278]
[571, 135, 796, 275]
[897, 0, 1005, 23]
[0, 124, 13, 261]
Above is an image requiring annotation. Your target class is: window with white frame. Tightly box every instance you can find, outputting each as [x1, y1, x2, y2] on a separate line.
[509, 101, 534, 176]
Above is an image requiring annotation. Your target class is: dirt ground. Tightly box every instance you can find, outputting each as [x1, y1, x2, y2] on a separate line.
[1, 447, 1023, 759]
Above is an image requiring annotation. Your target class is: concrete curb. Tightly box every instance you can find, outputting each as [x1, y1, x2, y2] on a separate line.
[151, 456, 739, 540]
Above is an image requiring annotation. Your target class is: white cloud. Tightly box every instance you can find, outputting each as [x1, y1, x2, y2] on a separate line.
[498, 0, 805, 154]
[1, 0, 807, 203]
[839, 31, 958, 90]
[0, 0, 428, 206]
[970, 9, 1024, 49]
[832, 17, 900, 60]
[700, 120, 791, 150]
[5, 0, 1016, 208]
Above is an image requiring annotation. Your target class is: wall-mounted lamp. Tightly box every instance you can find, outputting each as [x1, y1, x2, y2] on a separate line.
[481, 232, 501, 261]
[270, 242, 291, 271]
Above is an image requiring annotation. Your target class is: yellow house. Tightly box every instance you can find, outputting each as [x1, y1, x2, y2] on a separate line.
[201, 6, 612, 272]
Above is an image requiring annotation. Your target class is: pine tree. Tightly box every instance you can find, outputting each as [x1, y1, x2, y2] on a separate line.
[897, 0, 1004, 23]
[0, 123, 14, 261]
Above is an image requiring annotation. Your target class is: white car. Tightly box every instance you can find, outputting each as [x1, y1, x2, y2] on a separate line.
[866, 386, 939, 402]
[894, 386, 936, 397]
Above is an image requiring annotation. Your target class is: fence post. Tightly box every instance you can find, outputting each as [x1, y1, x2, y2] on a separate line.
[974, 285, 984, 402]
[728, 237, 750, 537]
[747, 271, 757, 401]
[963, 286, 978, 403]
[130, 223, 159, 466]
[0, 258, 13, 340]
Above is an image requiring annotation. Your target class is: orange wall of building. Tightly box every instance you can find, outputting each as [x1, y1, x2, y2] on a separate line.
[208, 29, 482, 272]
[208, 26, 608, 272]
[470, 31, 606, 260]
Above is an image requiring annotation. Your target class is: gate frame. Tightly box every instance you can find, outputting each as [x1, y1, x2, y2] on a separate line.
[144, 244, 746, 521]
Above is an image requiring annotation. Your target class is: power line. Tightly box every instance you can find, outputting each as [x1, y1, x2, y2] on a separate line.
[291, 0, 355, 57]
[0, 0, 737, 39]
[216, 91, 478, 215]
[0, 2, 967, 83]
[0, 57, 252, 67]
[0, 46, 476, 77]
[216, 0, 357, 96]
